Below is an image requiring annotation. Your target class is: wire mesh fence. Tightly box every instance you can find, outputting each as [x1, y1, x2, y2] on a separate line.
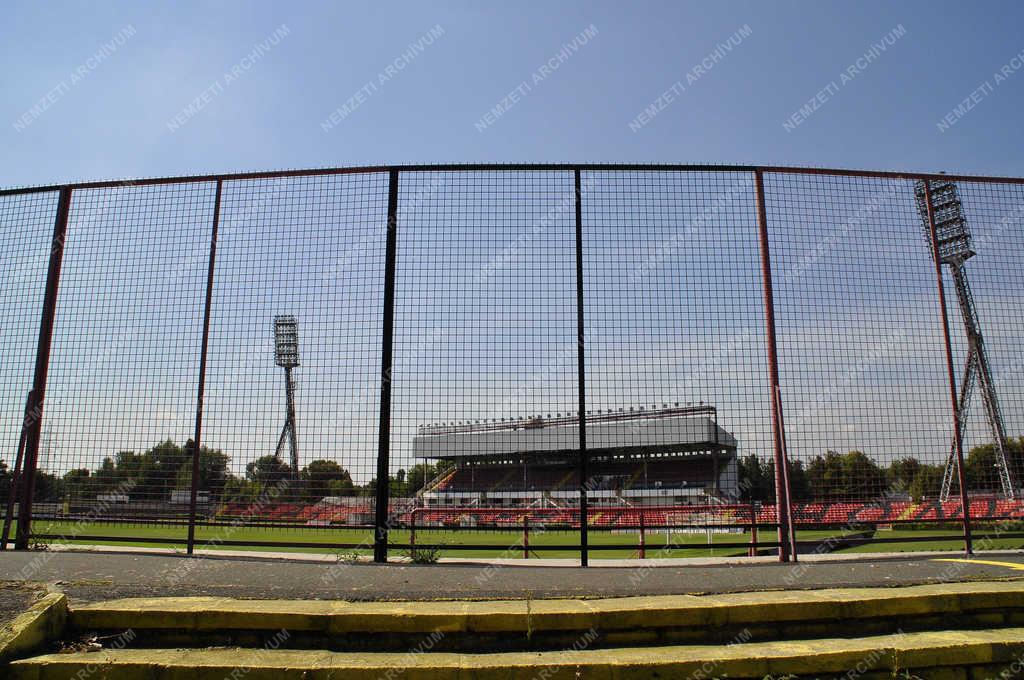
[1, 164, 1023, 562]
[42, 183, 214, 537]
[944, 182, 1024, 512]
[0, 190, 57, 544]
[200, 174, 388, 548]
[765, 174, 951, 508]
[581, 170, 770, 548]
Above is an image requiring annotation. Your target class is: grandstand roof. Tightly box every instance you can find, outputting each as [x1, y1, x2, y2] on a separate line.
[413, 408, 737, 460]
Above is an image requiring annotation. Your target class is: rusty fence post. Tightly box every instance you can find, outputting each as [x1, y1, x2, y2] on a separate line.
[16, 186, 72, 550]
[922, 179, 973, 555]
[638, 510, 646, 559]
[774, 384, 798, 561]
[1, 415, 29, 549]
[187, 180, 223, 555]
[410, 507, 417, 551]
[573, 168, 589, 567]
[749, 501, 759, 557]
[753, 171, 794, 563]
[374, 169, 399, 563]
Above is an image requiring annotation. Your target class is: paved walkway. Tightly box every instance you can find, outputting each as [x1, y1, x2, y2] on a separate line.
[15, 542, 1021, 567]
[1, 547, 1024, 603]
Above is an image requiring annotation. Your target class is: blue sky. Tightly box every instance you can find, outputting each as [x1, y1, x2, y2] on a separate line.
[1, 2, 1023, 491]
[3, 1, 1024, 187]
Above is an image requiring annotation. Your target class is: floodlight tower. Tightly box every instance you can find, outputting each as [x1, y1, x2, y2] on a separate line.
[914, 180, 1014, 500]
[274, 315, 300, 478]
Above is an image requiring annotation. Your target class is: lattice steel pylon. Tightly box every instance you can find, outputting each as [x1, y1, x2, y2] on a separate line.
[274, 315, 300, 478]
[914, 180, 1015, 501]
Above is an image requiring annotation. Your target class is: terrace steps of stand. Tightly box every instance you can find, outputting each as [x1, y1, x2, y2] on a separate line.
[9, 582, 1024, 678]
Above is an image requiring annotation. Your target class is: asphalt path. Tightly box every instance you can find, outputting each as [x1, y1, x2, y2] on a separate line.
[3, 549, 1024, 604]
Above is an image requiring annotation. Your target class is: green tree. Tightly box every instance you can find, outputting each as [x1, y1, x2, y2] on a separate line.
[908, 464, 944, 502]
[405, 462, 442, 495]
[785, 459, 810, 501]
[0, 460, 10, 504]
[173, 440, 230, 498]
[62, 469, 91, 501]
[92, 456, 122, 493]
[327, 478, 356, 497]
[222, 477, 261, 504]
[32, 470, 63, 501]
[738, 456, 809, 502]
[888, 457, 921, 494]
[300, 460, 352, 501]
[246, 455, 293, 487]
[842, 451, 887, 498]
[1009, 437, 1024, 487]
[805, 450, 885, 500]
[361, 478, 378, 497]
[144, 439, 190, 491]
[737, 455, 772, 501]
[965, 439, 1024, 493]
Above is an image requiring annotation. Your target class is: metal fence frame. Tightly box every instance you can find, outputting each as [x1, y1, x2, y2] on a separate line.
[3, 163, 1024, 565]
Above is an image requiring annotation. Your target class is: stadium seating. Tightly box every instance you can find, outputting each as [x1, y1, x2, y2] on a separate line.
[211, 497, 1024, 529]
[431, 458, 716, 495]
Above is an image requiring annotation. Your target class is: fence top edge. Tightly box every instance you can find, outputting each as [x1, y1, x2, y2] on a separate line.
[2, 163, 1024, 197]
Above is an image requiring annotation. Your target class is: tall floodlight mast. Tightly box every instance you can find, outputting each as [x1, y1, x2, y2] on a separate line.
[914, 180, 1014, 500]
[274, 315, 300, 478]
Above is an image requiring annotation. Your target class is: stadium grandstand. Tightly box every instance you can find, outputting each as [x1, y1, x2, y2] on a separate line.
[413, 405, 738, 509]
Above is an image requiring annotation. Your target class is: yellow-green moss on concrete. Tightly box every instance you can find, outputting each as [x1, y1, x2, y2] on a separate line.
[12, 627, 1024, 679]
[0, 593, 67, 664]
[68, 580, 1024, 637]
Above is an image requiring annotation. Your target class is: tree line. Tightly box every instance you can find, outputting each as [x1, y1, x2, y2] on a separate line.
[735, 437, 1024, 503]
[1, 436, 1021, 506]
[0, 440, 446, 505]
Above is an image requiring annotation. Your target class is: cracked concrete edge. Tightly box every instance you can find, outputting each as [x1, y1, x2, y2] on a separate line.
[0, 593, 67, 664]
[11, 628, 1024, 679]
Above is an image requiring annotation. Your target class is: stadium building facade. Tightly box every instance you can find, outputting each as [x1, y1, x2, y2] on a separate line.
[414, 405, 738, 508]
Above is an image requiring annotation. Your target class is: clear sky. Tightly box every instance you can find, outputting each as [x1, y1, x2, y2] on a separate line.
[1, 2, 1023, 493]
[3, 1, 1024, 187]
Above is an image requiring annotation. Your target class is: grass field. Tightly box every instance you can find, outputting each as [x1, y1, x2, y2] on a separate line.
[23, 520, 1024, 559]
[838, 529, 1024, 553]
[28, 520, 755, 558]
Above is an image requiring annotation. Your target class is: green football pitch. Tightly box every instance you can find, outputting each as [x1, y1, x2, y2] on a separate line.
[23, 520, 1024, 558]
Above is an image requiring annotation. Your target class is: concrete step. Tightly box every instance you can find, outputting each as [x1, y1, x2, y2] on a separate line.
[11, 628, 1024, 679]
[65, 581, 1024, 651]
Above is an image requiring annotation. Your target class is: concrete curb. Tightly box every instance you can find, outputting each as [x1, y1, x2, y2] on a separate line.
[69, 581, 1024, 637]
[0, 593, 67, 665]
[12, 627, 1024, 679]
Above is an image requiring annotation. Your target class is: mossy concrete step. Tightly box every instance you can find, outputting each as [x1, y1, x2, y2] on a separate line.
[13, 628, 1024, 679]
[68, 581, 1024, 651]
[0, 594, 66, 664]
